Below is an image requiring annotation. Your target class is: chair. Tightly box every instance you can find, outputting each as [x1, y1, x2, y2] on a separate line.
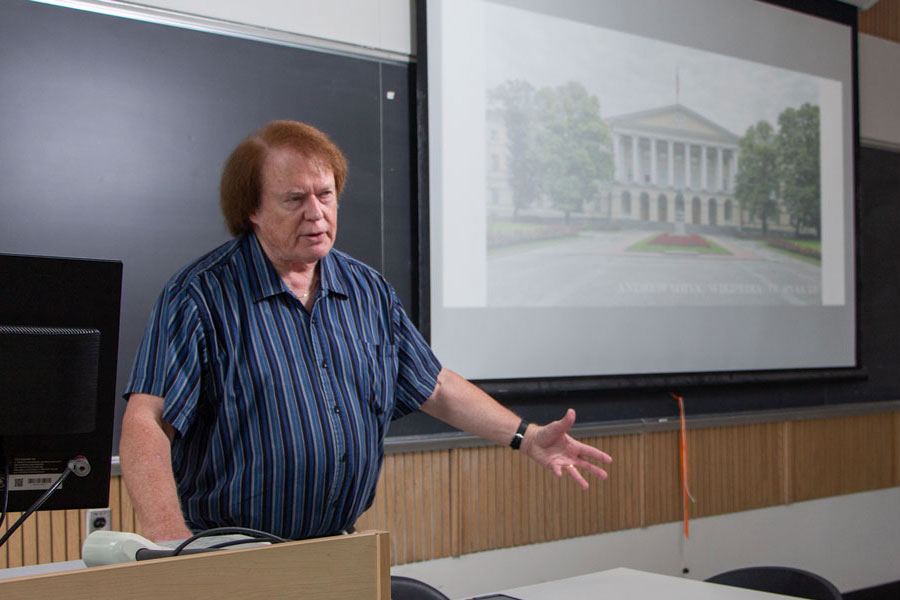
[705, 566, 842, 600]
[390, 575, 450, 600]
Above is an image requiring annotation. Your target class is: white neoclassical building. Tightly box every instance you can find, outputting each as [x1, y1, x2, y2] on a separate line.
[605, 104, 741, 229]
[486, 101, 804, 235]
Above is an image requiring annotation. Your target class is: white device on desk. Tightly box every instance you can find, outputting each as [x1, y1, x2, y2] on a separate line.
[82, 531, 169, 566]
[82, 531, 271, 566]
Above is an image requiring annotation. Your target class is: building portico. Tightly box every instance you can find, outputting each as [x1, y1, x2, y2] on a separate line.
[607, 104, 741, 228]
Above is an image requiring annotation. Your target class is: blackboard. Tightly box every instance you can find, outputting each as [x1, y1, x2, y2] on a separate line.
[0, 0, 416, 449]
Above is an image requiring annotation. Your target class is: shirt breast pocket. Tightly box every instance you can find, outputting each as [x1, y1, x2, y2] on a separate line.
[359, 341, 398, 425]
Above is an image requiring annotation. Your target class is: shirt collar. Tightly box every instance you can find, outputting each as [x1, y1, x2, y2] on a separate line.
[241, 232, 349, 302]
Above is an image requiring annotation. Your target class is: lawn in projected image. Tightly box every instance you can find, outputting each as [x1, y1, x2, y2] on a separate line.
[484, 3, 827, 308]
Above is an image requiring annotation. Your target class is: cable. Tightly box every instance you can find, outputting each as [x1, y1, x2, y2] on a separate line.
[170, 526, 289, 556]
[0, 465, 73, 548]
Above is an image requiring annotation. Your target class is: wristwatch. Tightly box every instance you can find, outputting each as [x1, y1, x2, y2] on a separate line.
[509, 419, 529, 450]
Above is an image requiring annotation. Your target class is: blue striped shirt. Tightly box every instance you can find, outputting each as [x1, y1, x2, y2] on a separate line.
[125, 232, 441, 539]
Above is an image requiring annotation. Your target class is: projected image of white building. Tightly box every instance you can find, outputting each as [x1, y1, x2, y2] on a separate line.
[607, 104, 740, 229]
[487, 100, 809, 237]
[484, 92, 825, 308]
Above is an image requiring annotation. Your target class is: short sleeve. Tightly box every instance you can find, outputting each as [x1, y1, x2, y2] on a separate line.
[123, 282, 206, 436]
[390, 292, 442, 419]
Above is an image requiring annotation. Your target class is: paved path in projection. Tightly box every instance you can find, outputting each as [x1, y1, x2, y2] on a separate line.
[487, 230, 822, 307]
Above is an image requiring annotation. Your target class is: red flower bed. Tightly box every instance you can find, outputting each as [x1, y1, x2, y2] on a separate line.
[650, 233, 710, 248]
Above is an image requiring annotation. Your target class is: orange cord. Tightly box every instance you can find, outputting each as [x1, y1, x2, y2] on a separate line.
[671, 393, 694, 539]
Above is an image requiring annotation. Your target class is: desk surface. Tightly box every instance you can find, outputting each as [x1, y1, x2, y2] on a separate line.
[493, 568, 804, 600]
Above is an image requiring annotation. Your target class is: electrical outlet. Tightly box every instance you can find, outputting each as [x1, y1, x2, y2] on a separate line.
[85, 508, 112, 534]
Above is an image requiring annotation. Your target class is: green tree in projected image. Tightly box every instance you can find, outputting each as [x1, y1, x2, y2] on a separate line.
[736, 120, 780, 237]
[490, 80, 541, 219]
[776, 103, 821, 238]
[534, 82, 614, 221]
[491, 80, 613, 222]
[736, 103, 821, 240]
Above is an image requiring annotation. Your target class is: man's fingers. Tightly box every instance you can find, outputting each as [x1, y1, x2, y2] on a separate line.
[563, 463, 590, 489]
[581, 462, 609, 480]
[574, 443, 613, 464]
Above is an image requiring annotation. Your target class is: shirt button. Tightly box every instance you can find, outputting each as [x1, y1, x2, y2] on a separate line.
[334, 406, 341, 414]
[321, 360, 327, 368]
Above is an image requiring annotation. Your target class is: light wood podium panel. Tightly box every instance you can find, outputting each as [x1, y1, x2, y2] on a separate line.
[0, 530, 390, 600]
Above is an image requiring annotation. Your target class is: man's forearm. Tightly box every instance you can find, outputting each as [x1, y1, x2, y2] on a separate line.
[420, 368, 531, 447]
[420, 369, 612, 488]
[119, 395, 192, 542]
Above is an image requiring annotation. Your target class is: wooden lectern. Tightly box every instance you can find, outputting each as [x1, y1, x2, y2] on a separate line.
[0, 530, 390, 599]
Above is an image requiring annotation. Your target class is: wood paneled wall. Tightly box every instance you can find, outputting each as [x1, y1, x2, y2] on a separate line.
[860, 0, 900, 43]
[1, 412, 898, 569]
[358, 413, 900, 564]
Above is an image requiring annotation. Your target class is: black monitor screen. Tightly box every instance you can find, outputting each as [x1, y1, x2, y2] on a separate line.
[0, 253, 122, 512]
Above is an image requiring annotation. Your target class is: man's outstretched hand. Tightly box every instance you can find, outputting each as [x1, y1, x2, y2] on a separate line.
[522, 408, 613, 488]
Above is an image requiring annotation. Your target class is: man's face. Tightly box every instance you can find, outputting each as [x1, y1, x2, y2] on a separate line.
[251, 146, 338, 269]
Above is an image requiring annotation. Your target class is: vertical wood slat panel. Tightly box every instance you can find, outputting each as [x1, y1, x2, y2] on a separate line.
[859, 0, 900, 44]
[592, 434, 642, 533]
[36, 512, 52, 565]
[65, 509, 82, 561]
[790, 414, 896, 502]
[642, 431, 681, 526]
[457, 442, 618, 555]
[0, 514, 9, 568]
[49, 511, 66, 563]
[688, 423, 785, 518]
[108, 478, 122, 533]
[8, 512, 25, 568]
[21, 514, 37, 567]
[355, 449, 452, 566]
[449, 448, 461, 558]
[780, 422, 791, 505]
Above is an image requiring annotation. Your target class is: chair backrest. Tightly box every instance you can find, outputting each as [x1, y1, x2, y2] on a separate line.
[390, 575, 450, 600]
[705, 566, 842, 600]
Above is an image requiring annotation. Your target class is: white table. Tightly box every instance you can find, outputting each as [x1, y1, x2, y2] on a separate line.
[489, 567, 805, 599]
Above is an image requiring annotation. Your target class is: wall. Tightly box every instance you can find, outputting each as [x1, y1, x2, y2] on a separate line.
[859, 33, 900, 147]
[121, 0, 413, 57]
[2, 1, 900, 598]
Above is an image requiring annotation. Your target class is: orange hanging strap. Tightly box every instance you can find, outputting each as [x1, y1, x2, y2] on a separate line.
[671, 392, 695, 539]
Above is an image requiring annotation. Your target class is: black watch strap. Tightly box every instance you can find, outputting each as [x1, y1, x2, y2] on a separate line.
[510, 419, 529, 450]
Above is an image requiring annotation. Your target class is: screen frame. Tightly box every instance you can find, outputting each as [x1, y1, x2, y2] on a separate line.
[414, 0, 864, 398]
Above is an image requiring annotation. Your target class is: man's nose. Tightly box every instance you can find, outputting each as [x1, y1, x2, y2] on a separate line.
[302, 199, 324, 220]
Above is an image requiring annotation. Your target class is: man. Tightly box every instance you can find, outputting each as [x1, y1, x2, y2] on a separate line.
[120, 120, 612, 542]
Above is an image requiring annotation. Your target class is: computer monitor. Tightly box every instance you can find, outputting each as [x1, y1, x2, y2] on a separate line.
[0, 253, 122, 512]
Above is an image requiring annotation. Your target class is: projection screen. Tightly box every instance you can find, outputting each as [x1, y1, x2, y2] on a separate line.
[425, 0, 857, 380]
